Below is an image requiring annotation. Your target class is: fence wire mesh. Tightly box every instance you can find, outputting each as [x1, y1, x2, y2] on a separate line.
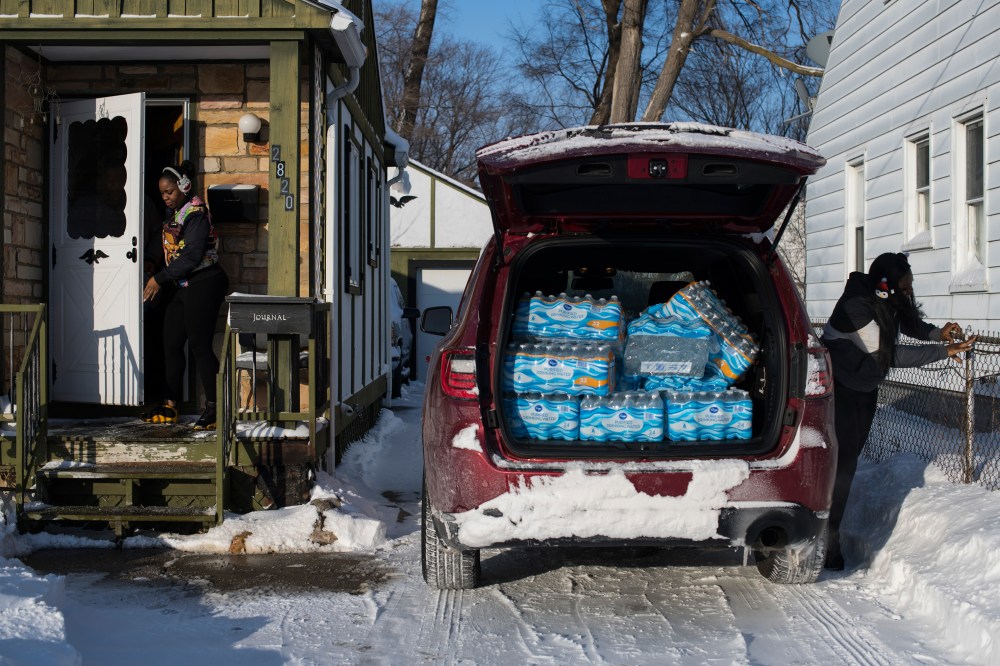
[813, 320, 1000, 491]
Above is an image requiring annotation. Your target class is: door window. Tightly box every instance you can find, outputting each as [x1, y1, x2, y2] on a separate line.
[66, 116, 129, 239]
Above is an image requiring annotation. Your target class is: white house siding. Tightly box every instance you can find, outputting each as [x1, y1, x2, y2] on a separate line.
[390, 166, 432, 247]
[432, 179, 493, 248]
[325, 99, 391, 420]
[805, 0, 1000, 330]
[389, 160, 492, 251]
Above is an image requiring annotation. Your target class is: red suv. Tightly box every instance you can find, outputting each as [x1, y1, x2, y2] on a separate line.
[419, 123, 834, 589]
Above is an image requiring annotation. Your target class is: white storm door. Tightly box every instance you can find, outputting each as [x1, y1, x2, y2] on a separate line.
[49, 93, 146, 405]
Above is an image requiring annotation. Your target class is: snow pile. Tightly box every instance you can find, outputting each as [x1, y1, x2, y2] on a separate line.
[454, 461, 750, 548]
[843, 453, 1000, 663]
[0, 558, 79, 665]
[126, 410, 423, 554]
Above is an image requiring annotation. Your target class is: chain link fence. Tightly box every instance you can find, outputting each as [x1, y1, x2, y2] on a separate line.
[813, 320, 1000, 491]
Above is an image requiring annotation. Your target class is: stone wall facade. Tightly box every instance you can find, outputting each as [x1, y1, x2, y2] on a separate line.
[3, 57, 314, 300]
[3, 45, 47, 304]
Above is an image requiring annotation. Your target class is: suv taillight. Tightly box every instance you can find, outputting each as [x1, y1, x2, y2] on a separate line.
[440, 349, 478, 400]
[805, 332, 833, 398]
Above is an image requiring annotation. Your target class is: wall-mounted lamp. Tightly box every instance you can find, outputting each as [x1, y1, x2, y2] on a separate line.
[239, 112, 263, 143]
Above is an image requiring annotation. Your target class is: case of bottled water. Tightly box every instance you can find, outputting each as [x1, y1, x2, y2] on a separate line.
[650, 281, 760, 384]
[505, 341, 616, 396]
[623, 313, 712, 378]
[579, 392, 664, 442]
[512, 292, 625, 344]
[664, 389, 753, 441]
[505, 392, 580, 441]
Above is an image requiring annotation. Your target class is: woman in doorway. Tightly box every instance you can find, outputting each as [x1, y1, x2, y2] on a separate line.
[141, 161, 228, 430]
[820, 252, 974, 570]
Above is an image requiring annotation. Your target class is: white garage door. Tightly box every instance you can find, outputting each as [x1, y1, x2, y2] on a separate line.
[415, 267, 472, 380]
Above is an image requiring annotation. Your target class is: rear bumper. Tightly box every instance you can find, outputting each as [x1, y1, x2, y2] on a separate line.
[431, 502, 828, 552]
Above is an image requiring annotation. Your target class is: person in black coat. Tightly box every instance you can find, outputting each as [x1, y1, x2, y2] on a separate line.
[141, 161, 229, 430]
[820, 252, 975, 570]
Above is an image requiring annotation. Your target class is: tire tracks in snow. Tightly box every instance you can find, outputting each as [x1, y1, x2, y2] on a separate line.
[720, 573, 907, 665]
[427, 589, 465, 650]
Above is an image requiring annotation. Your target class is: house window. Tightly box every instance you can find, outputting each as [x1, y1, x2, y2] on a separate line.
[367, 156, 379, 267]
[846, 158, 866, 273]
[951, 112, 987, 291]
[344, 126, 362, 294]
[904, 134, 933, 250]
[965, 117, 985, 264]
[915, 137, 931, 234]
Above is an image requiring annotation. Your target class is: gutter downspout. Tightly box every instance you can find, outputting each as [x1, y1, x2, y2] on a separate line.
[326, 65, 359, 106]
[323, 9, 364, 440]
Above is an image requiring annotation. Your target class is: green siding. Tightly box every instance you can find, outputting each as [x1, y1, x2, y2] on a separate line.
[0, 0, 298, 20]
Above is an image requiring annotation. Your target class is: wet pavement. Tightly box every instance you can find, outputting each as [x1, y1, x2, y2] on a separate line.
[23, 548, 394, 595]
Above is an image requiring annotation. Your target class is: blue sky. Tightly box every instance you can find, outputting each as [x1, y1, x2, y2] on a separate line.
[436, 0, 541, 52]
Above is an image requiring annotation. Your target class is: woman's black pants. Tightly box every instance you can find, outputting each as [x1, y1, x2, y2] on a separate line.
[829, 380, 880, 551]
[162, 266, 229, 405]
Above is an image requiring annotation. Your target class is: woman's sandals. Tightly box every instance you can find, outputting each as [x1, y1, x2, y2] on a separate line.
[141, 403, 179, 424]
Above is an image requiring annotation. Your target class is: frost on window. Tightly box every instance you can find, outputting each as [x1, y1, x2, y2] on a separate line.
[66, 116, 128, 239]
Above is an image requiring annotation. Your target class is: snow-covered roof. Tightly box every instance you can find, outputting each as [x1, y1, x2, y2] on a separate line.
[408, 159, 485, 200]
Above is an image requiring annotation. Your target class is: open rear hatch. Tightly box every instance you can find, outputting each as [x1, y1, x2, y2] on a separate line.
[476, 122, 825, 242]
[475, 123, 826, 461]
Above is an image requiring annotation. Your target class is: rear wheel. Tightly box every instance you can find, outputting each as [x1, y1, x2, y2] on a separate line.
[421, 482, 480, 589]
[754, 526, 827, 584]
[391, 361, 403, 399]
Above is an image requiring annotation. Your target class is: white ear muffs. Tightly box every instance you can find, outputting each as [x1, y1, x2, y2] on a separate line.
[163, 167, 192, 194]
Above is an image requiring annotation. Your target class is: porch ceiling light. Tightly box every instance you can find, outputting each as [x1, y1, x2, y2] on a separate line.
[239, 112, 262, 143]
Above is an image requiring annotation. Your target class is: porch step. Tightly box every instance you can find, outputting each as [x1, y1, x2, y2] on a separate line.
[37, 462, 217, 481]
[21, 503, 217, 523]
[46, 418, 219, 464]
[30, 461, 221, 531]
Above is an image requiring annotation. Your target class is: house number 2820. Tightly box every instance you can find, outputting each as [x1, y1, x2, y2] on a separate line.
[271, 144, 295, 211]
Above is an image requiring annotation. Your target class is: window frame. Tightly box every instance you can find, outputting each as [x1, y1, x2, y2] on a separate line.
[950, 110, 988, 292]
[343, 124, 363, 295]
[367, 154, 379, 268]
[845, 156, 867, 276]
[903, 132, 933, 250]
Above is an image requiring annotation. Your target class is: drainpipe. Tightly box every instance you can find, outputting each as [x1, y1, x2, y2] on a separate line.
[385, 127, 410, 186]
[326, 8, 365, 108]
[326, 65, 359, 105]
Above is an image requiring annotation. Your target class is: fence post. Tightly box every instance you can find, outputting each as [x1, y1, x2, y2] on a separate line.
[963, 340, 976, 484]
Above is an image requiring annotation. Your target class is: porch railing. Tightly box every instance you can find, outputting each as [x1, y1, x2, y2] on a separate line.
[216, 325, 237, 524]
[217, 301, 332, 509]
[0, 305, 47, 508]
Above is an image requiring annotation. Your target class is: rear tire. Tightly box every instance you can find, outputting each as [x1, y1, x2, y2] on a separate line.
[421, 482, 480, 589]
[391, 360, 403, 399]
[754, 526, 827, 584]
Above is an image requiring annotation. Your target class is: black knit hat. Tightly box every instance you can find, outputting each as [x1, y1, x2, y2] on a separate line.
[868, 252, 911, 299]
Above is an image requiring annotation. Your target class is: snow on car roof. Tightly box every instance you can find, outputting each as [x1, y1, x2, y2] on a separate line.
[476, 122, 826, 173]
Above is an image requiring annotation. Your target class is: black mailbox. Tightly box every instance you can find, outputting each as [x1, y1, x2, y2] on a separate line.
[208, 184, 260, 224]
[227, 295, 316, 335]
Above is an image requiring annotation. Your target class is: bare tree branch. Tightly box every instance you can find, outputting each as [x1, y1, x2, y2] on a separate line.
[707, 28, 825, 76]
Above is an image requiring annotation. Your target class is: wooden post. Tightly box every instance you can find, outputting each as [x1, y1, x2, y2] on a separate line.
[268, 41, 301, 421]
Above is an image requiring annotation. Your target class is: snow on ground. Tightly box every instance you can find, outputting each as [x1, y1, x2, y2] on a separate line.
[0, 381, 998, 664]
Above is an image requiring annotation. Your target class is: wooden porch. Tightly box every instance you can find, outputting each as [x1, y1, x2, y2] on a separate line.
[0, 302, 340, 537]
